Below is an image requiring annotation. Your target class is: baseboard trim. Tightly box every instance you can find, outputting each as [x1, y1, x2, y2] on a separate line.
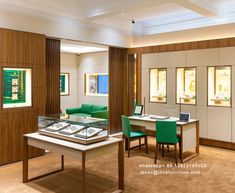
[200, 138, 235, 150]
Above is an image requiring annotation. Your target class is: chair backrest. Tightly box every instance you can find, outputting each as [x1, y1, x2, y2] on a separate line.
[156, 120, 177, 144]
[122, 115, 131, 137]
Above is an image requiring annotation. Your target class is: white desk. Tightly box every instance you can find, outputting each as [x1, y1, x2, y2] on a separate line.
[128, 115, 199, 163]
[23, 133, 124, 193]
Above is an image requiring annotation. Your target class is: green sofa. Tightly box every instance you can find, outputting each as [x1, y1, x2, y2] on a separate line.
[66, 104, 108, 119]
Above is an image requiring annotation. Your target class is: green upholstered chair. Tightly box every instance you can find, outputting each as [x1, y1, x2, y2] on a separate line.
[155, 120, 180, 164]
[122, 115, 148, 157]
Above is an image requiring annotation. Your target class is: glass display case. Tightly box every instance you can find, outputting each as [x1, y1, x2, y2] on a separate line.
[150, 68, 167, 103]
[3, 68, 32, 108]
[176, 67, 196, 105]
[208, 66, 231, 107]
[85, 73, 108, 96]
[38, 114, 108, 144]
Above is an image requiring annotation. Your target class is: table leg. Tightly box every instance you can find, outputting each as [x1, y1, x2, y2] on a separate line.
[82, 152, 86, 193]
[196, 121, 200, 154]
[180, 126, 183, 163]
[118, 140, 124, 190]
[61, 155, 64, 170]
[23, 136, 29, 183]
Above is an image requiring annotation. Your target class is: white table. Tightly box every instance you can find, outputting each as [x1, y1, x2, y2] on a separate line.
[23, 133, 124, 193]
[128, 115, 199, 162]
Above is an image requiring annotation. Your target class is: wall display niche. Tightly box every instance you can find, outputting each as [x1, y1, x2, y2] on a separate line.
[3, 68, 32, 108]
[176, 67, 196, 105]
[149, 68, 167, 103]
[85, 73, 108, 96]
[60, 73, 70, 96]
[208, 66, 231, 107]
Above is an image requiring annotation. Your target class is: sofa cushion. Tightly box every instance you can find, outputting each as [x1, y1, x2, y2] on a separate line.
[72, 113, 91, 117]
[80, 104, 93, 114]
[92, 105, 107, 112]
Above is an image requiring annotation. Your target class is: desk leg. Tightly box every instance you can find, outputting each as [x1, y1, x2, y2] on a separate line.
[23, 136, 29, 183]
[196, 121, 200, 154]
[118, 140, 124, 190]
[61, 155, 64, 170]
[82, 152, 86, 193]
[180, 126, 183, 163]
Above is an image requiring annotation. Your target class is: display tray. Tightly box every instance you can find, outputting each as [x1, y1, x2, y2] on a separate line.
[38, 128, 108, 145]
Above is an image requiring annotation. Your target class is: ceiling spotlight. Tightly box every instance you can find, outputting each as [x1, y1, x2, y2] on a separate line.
[132, 19, 135, 24]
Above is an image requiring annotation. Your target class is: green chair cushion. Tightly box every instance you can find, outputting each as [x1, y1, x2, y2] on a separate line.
[157, 137, 180, 144]
[66, 108, 81, 114]
[91, 110, 108, 119]
[80, 104, 93, 114]
[92, 105, 107, 112]
[72, 113, 91, 117]
[130, 130, 146, 138]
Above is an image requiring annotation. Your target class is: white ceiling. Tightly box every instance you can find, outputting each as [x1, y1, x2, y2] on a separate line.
[1, 0, 235, 36]
[61, 40, 108, 54]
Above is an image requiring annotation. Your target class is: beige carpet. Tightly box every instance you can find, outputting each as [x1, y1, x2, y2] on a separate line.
[0, 137, 235, 193]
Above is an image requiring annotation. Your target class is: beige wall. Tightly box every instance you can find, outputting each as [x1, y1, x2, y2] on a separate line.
[60, 53, 79, 113]
[77, 52, 109, 107]
[142, 47, 235, 143]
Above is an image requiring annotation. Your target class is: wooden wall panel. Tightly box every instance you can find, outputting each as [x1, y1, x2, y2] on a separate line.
[46, 38, 61, 115]
[0, 28, 46, 165]
[128, 37, 235, 54]
[109, 47, 134, 134]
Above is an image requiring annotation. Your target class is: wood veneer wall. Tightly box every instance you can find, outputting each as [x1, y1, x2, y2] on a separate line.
[109, 47, 135, 134]
[0, 28, 46, 165]
[46, 38, 61, 115]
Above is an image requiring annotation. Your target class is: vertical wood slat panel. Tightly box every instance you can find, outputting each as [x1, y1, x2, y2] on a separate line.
[46, 38, 61, 115]
[0, 28, 46, 165]
[109, 47, 134, 134]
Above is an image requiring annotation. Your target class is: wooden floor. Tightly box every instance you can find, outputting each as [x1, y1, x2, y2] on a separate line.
[0, 137, 235, 193]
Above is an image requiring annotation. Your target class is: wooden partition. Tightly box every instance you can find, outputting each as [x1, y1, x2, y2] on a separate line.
[108, 47, 135, 134]
[46, 38, 61, 115]
[0, 28, 46, 165]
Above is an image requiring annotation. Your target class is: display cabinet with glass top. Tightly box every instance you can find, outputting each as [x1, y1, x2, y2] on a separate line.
[150, 68, 167, 103]
[38, 114, 108, 144]
[208, 66, 231, 107]
[176, 67, 196, 105]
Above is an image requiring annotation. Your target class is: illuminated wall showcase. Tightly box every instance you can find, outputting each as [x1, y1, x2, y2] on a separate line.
[85, 73, 108, 96]
[208, 66, 231, 107]
[176, 67, 196, 105]
[60, 73, 70, 96]
[3, 68, 32, 108]
[150, 68, 167, 103]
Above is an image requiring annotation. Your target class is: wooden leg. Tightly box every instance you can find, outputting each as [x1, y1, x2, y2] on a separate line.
[82, 152, 86, 193]
[154, 142, 158, 164]
[162, 144, 164, 157]
[139, 138, 141, 150]
[158, 144, 161, 151]
[61, 155, 64, 170]
[118, 140, 124, 190]
[23, 136, 29, 183]
[145, 136, 148, 154]
[174, 144, 178, 165]
[196, 121, 200, 154]
[127, 138, 130, 158]
[167, 145, 170, 152]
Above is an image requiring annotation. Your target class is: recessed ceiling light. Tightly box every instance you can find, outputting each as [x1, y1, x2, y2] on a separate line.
[121, 13, 125, 16]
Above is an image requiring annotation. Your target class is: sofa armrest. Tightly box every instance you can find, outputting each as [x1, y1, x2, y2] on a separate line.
[91, 110, 108, 119]
[66, 108, 82, 114]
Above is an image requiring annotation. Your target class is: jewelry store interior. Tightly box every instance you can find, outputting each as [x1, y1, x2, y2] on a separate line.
[0, 1, 235, 193]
